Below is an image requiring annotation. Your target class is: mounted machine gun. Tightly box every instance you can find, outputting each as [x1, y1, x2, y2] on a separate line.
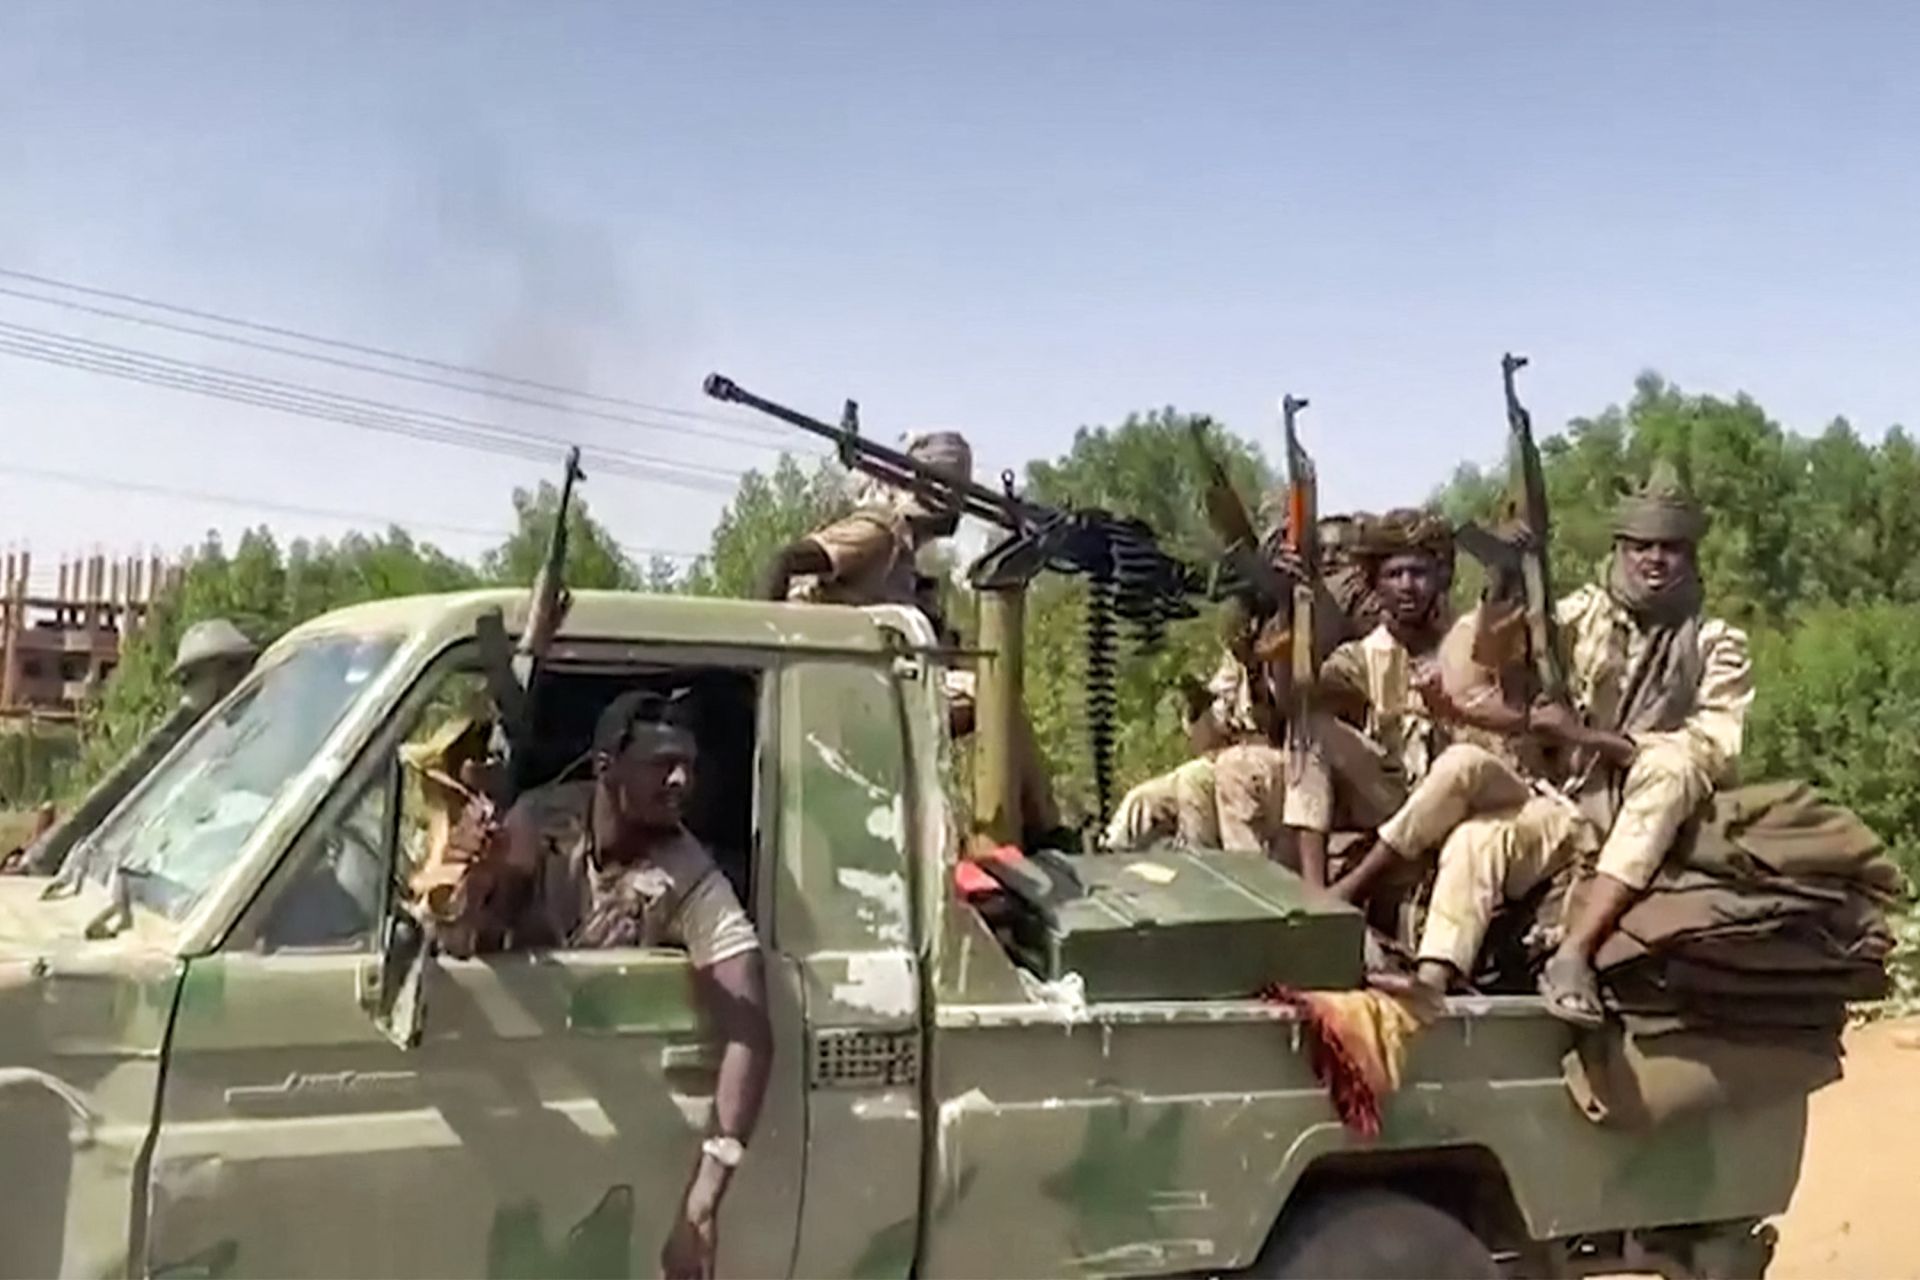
[704, 373, 1201, 838]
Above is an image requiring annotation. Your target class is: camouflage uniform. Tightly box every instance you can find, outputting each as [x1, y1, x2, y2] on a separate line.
[1202, 651, 1334, 859]
[1104, 756, 1219, 851]
[1561, 582, 1751, 889]
[1407, 467, 1751, 976]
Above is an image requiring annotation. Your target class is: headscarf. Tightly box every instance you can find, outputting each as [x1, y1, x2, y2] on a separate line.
[854, 430, 975, 520]
[1354, 508, 1455, 577]
[1612, 458, 1709, 545]
[1603, 462, 1709, 735]
[1608, 461, 1706, 628]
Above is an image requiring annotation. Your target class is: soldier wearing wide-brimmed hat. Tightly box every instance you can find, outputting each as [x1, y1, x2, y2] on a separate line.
[19, 618, 259, 875]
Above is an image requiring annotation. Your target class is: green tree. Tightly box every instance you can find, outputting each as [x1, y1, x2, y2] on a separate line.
[75, 525, 479, 789]
[684, 454, 851, 598]
[1436, 373, 1920, 628]
[1746, 604, 1920, 888]
[483, 483, 638, 589]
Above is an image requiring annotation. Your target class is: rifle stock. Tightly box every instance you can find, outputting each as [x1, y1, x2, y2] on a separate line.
[1189, 420, 1289, 615]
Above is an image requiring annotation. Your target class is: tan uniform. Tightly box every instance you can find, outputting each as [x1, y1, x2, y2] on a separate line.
[1402, 588, 1751, 974]
[1314, 615, 1495, 832]
[1104, 756, 1220, 851]
[1199, 652, 1333, 859]
[1560, 584, 1753, 889]
[791, 509, 919, 606]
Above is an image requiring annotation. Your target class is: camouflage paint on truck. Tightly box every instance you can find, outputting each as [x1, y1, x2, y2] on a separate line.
[0, 590, 1805, 1278]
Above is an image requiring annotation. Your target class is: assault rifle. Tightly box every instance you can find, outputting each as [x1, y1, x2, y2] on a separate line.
[1279, 395, 1318, 777]
[379, 446, 585, 1046]
[476, 445, 586, 799]
[1454, 354, 1569, 704]
[1191, 418, 1292, 620]
[1190, 399, 1334, 753]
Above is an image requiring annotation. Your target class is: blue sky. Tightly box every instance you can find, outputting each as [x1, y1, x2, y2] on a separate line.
[4, 3, 1916, 590]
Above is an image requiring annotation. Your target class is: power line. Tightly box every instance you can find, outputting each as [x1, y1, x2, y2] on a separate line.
[0, 281, 804, 456]
[0, 322, 748, 493]
[0, 461, 706, 561]
[0, 460, 507, 540]
[0, 264, 789, 434]
[0, 318, 745, 482]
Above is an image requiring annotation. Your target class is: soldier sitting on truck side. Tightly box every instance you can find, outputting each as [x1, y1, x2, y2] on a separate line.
[1311, 509, 1461, 833]
[1331, 467, 1752, 1012]
[1105, 511, 1376, 872]
[20, 618, 258, 876]
[1325, 596, 1576, 995]
[465, 688, 773, 1280]
[1103, 676, 1232, 850]
[1531, 464, 1752, 1024]
[761, 430, 1065, 846]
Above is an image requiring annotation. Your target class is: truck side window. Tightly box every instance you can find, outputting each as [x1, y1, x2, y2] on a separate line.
[257, 668, 491, 952]
[256, 661, 762, 954]
[515, 668, 764, 957]
[257, 764, 392, 950]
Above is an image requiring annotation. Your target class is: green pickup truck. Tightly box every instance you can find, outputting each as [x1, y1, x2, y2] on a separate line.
[1, 590, 1802, 1278]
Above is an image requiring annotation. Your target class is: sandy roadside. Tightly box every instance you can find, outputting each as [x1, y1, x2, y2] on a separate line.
[1768, 1017, 1920, 1279]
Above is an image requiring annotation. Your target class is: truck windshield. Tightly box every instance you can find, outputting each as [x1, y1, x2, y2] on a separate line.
[82, 630, 402, 920]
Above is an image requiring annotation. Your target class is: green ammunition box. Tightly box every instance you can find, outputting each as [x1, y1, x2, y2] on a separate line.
[997, 848, 1364, 999]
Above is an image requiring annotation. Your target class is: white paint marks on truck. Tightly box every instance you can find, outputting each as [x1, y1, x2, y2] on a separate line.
[830, 951, 916, 1018]
[836, 868, 910, 945]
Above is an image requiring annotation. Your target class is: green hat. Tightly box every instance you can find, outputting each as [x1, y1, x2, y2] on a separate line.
[1613, 460, 1708, 544]
[170, 619, 258, 679]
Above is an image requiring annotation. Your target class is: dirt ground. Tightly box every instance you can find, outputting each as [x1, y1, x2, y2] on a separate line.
[1768, 1016, 1920, 1278]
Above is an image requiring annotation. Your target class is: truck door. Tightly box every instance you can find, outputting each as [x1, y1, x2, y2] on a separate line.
[144, 657, 804, 1278]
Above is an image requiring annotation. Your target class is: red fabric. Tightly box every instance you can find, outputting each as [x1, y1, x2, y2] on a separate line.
[955, 844, 1025, 899]
[954, 861, 997, 897]
[1261, 983, 1385, 1139]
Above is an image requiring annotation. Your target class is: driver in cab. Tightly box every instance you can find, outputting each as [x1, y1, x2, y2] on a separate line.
[445, 690, 771, 1280]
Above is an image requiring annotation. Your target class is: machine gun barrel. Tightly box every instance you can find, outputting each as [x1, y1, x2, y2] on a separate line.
[704, 373, 1030, 531]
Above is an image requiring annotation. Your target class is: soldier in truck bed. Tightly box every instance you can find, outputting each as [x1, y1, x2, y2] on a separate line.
[1330, 466, 1752, 1014]
[761, 431, 1065, 846]
[1107, 511, 1380, 873]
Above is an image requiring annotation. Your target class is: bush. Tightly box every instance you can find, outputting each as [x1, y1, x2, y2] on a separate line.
[1745, 603, 1920, 895]
[0, 722, 79, 808]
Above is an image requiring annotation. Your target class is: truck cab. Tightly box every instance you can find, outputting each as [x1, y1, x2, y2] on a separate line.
[1, 589, 1800, 1278]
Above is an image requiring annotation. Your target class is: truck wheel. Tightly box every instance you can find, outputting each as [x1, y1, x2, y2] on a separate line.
[1252, 1188, 1500, 1279]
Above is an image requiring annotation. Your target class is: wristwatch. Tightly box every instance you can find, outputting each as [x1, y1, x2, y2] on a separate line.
[701, 1135, 746, 1168]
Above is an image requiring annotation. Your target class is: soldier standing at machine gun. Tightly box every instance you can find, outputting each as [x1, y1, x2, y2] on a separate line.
[715, 373, 1197, 847]
[750, 402, 1070, 846]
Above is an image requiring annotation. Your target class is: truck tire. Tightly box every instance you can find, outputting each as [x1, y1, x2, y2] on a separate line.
[1251, 1188, 1500, 1279]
